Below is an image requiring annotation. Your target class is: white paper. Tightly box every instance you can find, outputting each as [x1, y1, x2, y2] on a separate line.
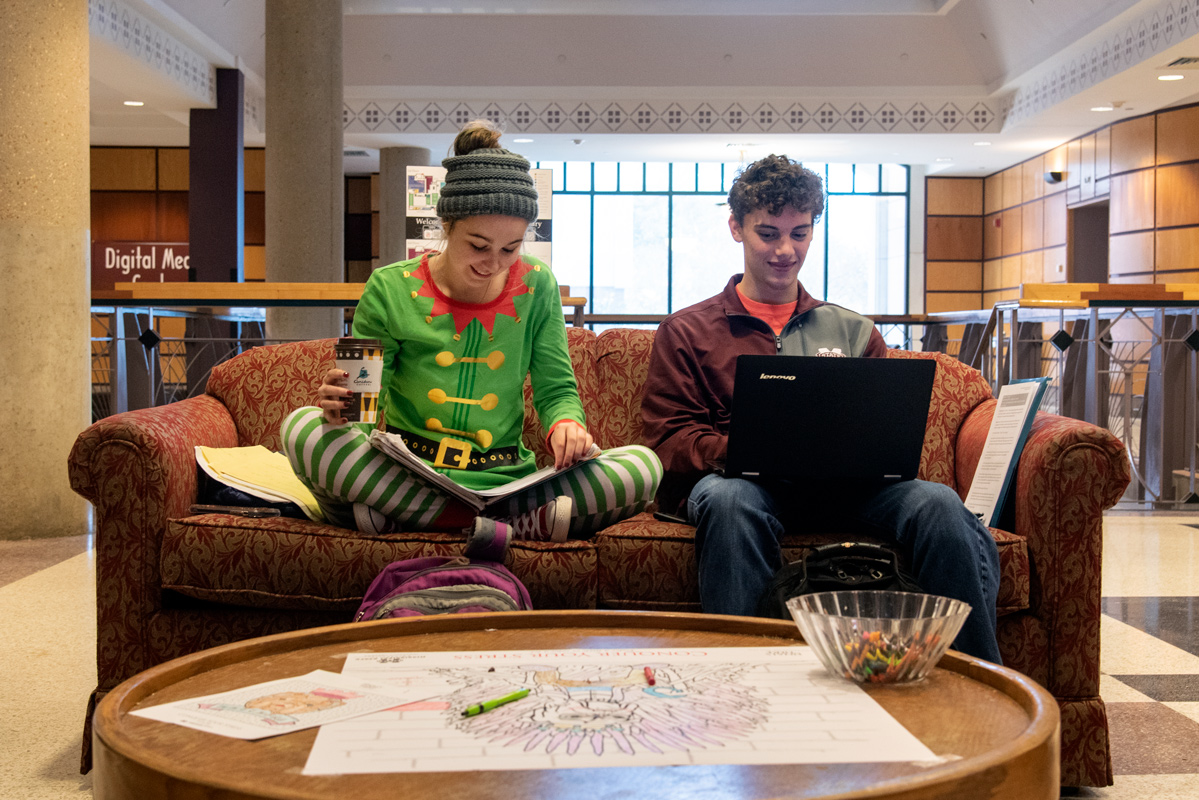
[963, 379, 1045, 526]
[302, 647, 936, 775]
[130, 669, 441, 740]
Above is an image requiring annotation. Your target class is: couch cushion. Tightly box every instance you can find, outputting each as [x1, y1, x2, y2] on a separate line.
[522, 326, 600, 468]
[161, 515, 598, 611]
[593, 328, 657, 450]
[594, 512, 1029, 614]
[206, 339, 335, 450]
[885, 350, 994, 493]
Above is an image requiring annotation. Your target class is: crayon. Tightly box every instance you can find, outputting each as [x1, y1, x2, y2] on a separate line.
[644, 666, 655, 685]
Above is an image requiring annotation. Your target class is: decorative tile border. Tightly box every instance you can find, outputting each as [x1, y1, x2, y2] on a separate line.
[88, 0, 266, 133]
[1005, 0, 1199, 126]
[88, 0, 214, 105]
[90, 0, 1194, 138]
[244, 86, 264, 134]
[343, 97, 1004, 135]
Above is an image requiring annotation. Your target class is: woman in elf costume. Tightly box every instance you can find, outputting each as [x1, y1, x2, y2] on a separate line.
[282, 121, 661, 553]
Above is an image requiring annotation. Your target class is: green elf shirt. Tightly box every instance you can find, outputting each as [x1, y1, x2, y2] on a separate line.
[351, 253, 585, 491]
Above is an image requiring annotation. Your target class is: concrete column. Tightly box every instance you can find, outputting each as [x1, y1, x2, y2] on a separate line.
[379, 146, 433, 266]
[0, 0, 90, 539]
[264, 0, 343, 341]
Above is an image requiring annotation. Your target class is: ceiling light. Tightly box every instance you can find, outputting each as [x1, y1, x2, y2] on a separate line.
[973, 141, 992, 146]
[935, 157, 953, 162]
[1158, 74, 1185, 80]
[513, 138, 533, 143]
[123, 100, 144, 106]
[1091, 105, 1114, 112]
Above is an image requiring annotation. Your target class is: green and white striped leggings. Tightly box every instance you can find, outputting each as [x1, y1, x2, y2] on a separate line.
[281, 407, 662, 535]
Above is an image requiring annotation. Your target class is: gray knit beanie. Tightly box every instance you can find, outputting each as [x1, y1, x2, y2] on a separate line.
[436, 148, 539, 223]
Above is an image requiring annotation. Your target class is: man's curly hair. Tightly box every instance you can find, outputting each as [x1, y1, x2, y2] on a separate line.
[727, 155, 825, 225]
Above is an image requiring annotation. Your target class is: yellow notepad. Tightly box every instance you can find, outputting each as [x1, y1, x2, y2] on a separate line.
[195, 445, 324, 522]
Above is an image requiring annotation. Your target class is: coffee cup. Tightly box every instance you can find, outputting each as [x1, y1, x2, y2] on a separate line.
[334, 338, 383, 423]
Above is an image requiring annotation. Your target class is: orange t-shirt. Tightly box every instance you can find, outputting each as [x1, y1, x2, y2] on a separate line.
[736, 284, 794, 335]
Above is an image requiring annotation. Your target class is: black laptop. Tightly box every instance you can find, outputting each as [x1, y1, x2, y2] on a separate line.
[725, 355, 936, 485]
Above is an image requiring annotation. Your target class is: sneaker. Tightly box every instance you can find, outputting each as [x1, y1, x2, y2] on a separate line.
[503, 496, 572, 543]
[464, 516, 513, 561]
[353, 503, 395, 535]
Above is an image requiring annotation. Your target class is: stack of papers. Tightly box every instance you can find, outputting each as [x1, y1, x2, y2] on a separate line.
[195, 445, 324, 522]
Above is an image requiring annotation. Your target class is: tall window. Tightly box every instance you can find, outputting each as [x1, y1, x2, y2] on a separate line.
[538, 161, 910, 320]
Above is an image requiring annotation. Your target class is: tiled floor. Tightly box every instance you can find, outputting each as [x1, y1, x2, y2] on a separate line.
[1, 513, 1197, 798]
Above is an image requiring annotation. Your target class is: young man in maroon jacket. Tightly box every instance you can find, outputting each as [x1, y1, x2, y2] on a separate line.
[640, 154, 1001, 662]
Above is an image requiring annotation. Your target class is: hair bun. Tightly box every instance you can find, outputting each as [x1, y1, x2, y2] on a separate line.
[452, 119, 503, 156]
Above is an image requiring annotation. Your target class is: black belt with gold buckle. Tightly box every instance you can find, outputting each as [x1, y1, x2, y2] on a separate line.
[387, 426, 521, 471]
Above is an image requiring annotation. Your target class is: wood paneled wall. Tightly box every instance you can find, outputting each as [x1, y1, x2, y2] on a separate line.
[975, 144, 1071, 308]
[90, 146, 267, 280]
[924, 177, 983, 313]
[1108, 104, 1199, 283]
[924, 101, 1199, 310]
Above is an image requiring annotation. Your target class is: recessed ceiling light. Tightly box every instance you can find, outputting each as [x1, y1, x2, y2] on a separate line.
[973, 141, 992, 146]
[123, 100, 144, 106]
[513, 138, 533, 143]
[1159, 74, 1185, 81]
[1091, 105, 1115, 112]
[935, 157, 953, 162]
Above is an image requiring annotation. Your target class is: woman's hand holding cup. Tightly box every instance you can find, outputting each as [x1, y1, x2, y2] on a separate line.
[318, 368, 353, 424]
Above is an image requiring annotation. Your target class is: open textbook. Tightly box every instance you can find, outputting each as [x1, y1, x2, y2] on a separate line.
[964, 377, 1049, 528]
[368, 429, 600, 511]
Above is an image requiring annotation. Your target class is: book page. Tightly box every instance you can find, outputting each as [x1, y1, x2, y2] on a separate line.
[964, 378, 1048, 527]
[368, 430, 601, 511]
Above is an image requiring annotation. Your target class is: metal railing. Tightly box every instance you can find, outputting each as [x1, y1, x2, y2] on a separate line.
[91, 301, 1198, 508]
[922, 303, 1198, 508]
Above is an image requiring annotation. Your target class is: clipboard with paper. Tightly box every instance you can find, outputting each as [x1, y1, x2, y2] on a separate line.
[963, 377, 1049, 528]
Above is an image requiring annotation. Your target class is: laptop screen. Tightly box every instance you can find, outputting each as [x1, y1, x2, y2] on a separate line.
[725, 355, 936, 485]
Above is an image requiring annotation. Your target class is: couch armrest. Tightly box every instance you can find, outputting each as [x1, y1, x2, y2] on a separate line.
[68, 394, 239, 687]
[958, 401, 1130, 697]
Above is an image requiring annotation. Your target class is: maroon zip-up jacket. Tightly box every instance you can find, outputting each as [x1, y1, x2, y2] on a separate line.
[641, 275, 887, 513]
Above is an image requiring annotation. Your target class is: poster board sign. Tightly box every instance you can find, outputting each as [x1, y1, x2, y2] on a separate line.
[405, 167, 552, 266]
[92, 242, 190, 291]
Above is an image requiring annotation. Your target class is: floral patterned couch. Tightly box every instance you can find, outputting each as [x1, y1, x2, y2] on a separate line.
[69, 327, 1129, 784]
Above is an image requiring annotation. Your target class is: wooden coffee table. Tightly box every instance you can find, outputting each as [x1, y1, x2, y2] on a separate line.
[92, 611, 1059, 799]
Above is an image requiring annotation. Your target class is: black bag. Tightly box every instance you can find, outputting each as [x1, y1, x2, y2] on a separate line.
[756, 542, 923, 620]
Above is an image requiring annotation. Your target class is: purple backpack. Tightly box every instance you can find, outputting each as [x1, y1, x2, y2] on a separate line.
[354, 556, 533, 620]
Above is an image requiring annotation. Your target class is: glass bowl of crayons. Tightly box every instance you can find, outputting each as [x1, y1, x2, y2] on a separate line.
[786, 591, 972, 684]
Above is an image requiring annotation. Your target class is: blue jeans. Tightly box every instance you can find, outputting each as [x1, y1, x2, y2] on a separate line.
[688, 473, 1002, 663]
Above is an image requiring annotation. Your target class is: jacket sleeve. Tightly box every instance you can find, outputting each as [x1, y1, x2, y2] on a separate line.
[862, 326, 888, 358]
[641, 317, 728, 477]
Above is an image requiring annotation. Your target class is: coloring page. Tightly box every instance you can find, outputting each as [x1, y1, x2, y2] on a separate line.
[131, 669, 442, 740]
[303, 647, 936, 774]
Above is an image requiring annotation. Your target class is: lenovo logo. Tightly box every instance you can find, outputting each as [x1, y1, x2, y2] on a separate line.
[759, 373, 796, 380]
